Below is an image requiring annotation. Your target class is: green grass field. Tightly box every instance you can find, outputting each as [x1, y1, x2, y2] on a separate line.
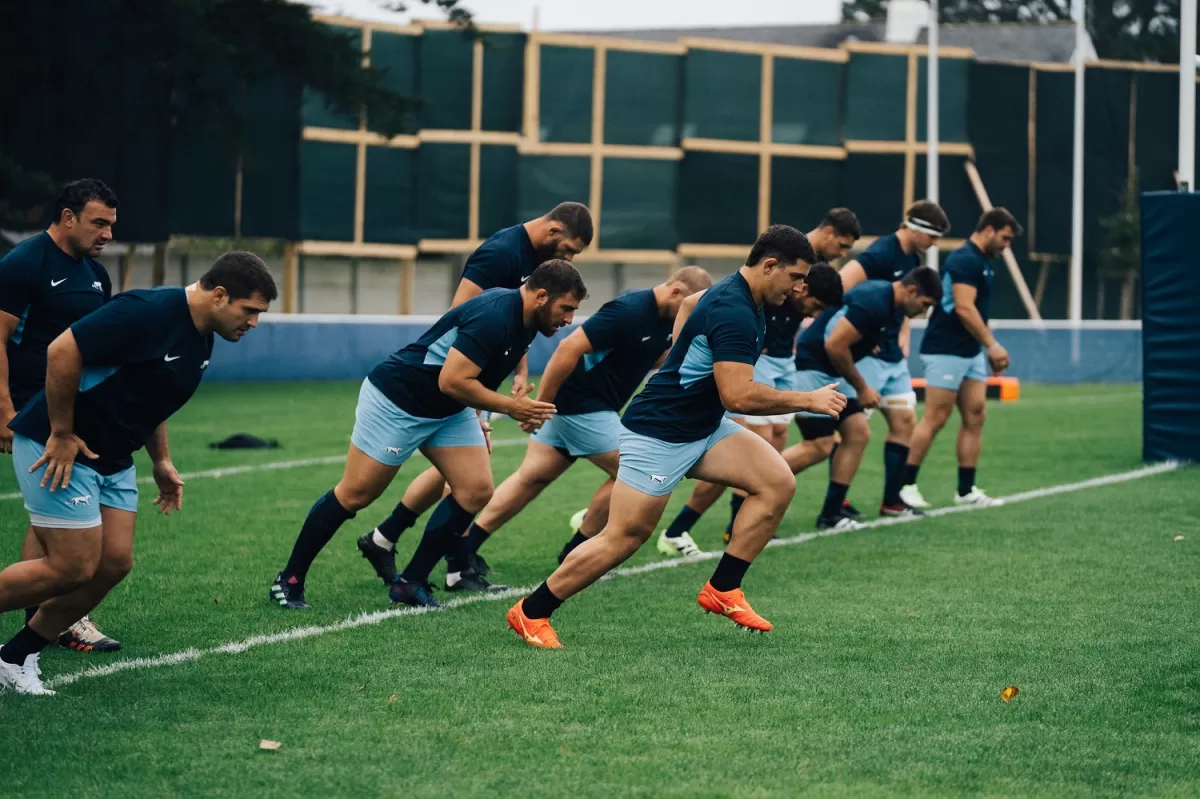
[1, 381, 1197, 798]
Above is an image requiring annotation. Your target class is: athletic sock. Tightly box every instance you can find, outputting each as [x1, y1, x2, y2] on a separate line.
[466, 522, 491, 554]
[378, 501, 419, 544]
[24, 606, 37, 624]
[562, 531, 589, 556]
[709, 553, 752, 592]
[664, 505, 702, 539]
[727, 494, 745, 533]
[821, 481, 850, 519]
[522, 582, 563, 619]
[0, 625, 53, 666]
[402, 496, 475, 582]
[282, 490, 355, 584]
[902, 463, 921, 487]
[957, 467, 977, 497]
[882, 442, 910, 506]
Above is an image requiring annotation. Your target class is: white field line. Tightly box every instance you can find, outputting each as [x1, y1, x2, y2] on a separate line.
[0, 438, 531, 502]
[44, 460, 1181, 689]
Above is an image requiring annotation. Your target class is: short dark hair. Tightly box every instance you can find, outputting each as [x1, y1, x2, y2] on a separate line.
[976, 207, 1023, 236]
[54, 179, 119, 224]
[820, 208, 861, 240]
[901, 266, 943, 302]
[545, 202, 594, 247]
[805, 262, 844, 308]
[746, 224, 817, 268]
[199, 251, 278, 302]
[905, 200, 951, 236]
[526, 258, 588, 302]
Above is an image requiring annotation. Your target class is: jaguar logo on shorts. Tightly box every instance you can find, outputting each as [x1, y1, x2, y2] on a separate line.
[650, 474, 667, 485]
[68, 495, 92, 506]
[384, 446, 402, 455]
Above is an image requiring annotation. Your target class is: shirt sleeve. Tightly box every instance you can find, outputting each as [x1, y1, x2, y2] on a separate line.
[707, 302, 760, 366]
[0, 250, 37, 318]
[580, 297, 630, 352]
[948, 254, 986, 289]
[71, 293, 167, 367]
[449, 300, 504, 369]
[854, 244, 888, 280]
[842, 295, 881, 335]
[460, 244, 516, 292]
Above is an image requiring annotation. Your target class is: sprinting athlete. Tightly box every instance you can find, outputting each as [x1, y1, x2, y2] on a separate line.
[785, 268, 942, 531]
[654, 209, 861, 555]
[0, 179, 120, 654]
[899, 209, 1020, 509]
[355, 204, 592, 586]
[0, 253, 276, 694]
[506, 225, 847, 649]
[434, 267, 712, 580]
[270, 261, 587, 610]
[838, 200, 950, 517]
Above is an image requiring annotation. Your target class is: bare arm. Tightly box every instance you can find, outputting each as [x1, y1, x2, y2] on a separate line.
[438, 348, 556, 424]
[449, 278, 486, 309]
[144, 422, 171, 464]
[898, 315, 912, 358]
[536, 327, 593, 404]
[714, 361, 845, 417]
[45, 330, 84, 437]
[840, 260, 868, 291]
[951, 284, 996, 348]
[824, 317, 869, 395]
[672, 290, 705, 342]
[0, 310, 19, 451]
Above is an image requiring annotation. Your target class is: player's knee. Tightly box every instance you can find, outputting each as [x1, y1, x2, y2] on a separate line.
[759, 466, 796, 505]
[94, 552, 134, 587]
[454, 482, 494, 514]
[924, 408, 952, 431]
[841, 419, 872, 448]
[963, 404, 987, 429]
[51, 555, 99, 589]
[333, 481, 381, 513]
[812, 436, 836, 459]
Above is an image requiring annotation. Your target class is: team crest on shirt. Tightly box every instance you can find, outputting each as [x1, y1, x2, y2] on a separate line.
[200, 360, 210, 370]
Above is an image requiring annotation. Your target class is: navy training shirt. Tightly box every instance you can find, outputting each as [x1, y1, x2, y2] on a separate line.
[793, 280, 896, 376]
[762, 304, 804, 358]
[554, 289, 673, 416]
[459, 224, 540, 292]
[368, 288, 536, 419]
[921, 240, 993, 358]
[622, 272, 764, 444]
[0, 232, 111, 410]
[10, 288, 214, 476]
[853, 233, 920, 363]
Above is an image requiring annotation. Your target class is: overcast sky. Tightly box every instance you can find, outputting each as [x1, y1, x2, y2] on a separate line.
[299, 0, 844, 30]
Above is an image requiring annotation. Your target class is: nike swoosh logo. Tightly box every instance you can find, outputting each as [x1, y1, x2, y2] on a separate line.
[51, 278, 67, 287]
[520, 275, 530, 284]
[641, 336, 652, 341]
[164, 355, 181, 362]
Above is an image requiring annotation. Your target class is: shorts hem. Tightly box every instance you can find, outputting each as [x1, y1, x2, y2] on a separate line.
[28, 512, 102, 530]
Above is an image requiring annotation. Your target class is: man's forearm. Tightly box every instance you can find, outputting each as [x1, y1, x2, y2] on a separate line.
[445, 378, 520, 417]
[536, 346, 584, 404]
[957, 306, 996, 348]
[45, 346, 83, 436]
[828, 348, 868, 394]
[0, 348, 13, 415]
[726, 383, 826, 416]
[145, 422, 171, 463]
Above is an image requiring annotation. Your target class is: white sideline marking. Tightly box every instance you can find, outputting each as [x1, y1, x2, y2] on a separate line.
[44, 460, 1181, 689]
[0, 438, 531, 502]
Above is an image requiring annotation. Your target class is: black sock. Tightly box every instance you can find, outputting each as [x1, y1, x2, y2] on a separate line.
[821, 481, 850, 519]
[828, 442, 839, 478]
[403, 496, 475, 582]
[466, 522, 491, 554]
[562, 530, 589, 557]
[664, 505, 702, 539]
[727, 494, 745, 533]
[24, 606, 37, 624]
[378, 501, 419, 544]
[958, 467, 977, 497]
[522, 582, 564, 619]
[282, 490, 355, 584]
[709, 553, 752, 592]
[0, 625, 53, 665]
[883, 442, 910, 506]
[902, 463, 921, 487]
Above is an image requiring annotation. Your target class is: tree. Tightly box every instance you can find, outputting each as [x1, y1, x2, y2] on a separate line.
[842, 1, 1189, 64]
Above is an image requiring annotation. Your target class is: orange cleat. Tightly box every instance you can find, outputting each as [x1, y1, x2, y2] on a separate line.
[506, 599, 563, 648]
[697, 581, 773, 633]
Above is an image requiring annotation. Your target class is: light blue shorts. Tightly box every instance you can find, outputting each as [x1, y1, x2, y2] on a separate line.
[921, 352, 989, 391]
[728, 355, 797, 425]
[531, 410, 620, 457]
[616, 418, 744, 497]
[856, 356, 914, 397]
[792, 368, 855, 419]
[350, 378, 485, 467]
[12, 434, 138, 529]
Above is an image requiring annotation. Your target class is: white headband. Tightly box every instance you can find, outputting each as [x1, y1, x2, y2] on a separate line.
[904, 218, 945, 237]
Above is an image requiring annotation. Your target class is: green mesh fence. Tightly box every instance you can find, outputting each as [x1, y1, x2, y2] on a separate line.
[916, 56, 969, 143]
[364, 146, 417, 244]
[770, 157, 843, 229]
[479, 144, 520, 234]
[368, 30, 418, 135]
[604, 50, 683, 147]
[601, 158, 679, 250]
[683, 50, 760, 141]
[772, 57, 843, 147]
[538, 46, 594, 143]
[241, 78, 302, 240]
[841, 153, 904, 235]
[678, 151, 758, 244]
[844, 53, 907, 142]
[518, 154, 590, 220]
[300, 141, 356, 241]
[1034, 69, 1073, 255]
[481, 33, 525, 132]
[303, 28, 362, 130]
[416, 143, 470, 239]
[418, 29, 473, 130]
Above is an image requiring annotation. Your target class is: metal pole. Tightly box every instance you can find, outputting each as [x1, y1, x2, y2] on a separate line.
[927, 0, 940, 270]
[1069, 0, 1086, 326]
[1180, 0, 1197, 191]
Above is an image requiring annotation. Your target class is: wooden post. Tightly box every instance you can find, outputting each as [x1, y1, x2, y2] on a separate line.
[1034, 256, 1050, 309]
[469, 38, 484, 242]
[963, 160, 1042, 321]
[757, 53, 774, 232]
[234, 156, 244, 244]
[151, 243, 166, 287]
[588, 45, 607, 248]
[1027, 66, 1038, 253]
[523, 33, 541, 142]
[283, 241, 299, 313]
[400, 256, 415, 314]
[354, 27, 372, 246]
[903, 52, 919, 211]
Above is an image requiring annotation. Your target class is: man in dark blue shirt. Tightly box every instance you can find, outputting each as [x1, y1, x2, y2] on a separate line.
[506, 226, 847, 649]
[0, 179, 120, 654]
[900, 209, 1020, 511]
[270, 261, 587, 611]
[0, 253, 276, 694]
[356, 203, 593, 579]
[786, 268, 942, 532]
[450, 267, 713, 576]
[838, 200, 951, 518]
